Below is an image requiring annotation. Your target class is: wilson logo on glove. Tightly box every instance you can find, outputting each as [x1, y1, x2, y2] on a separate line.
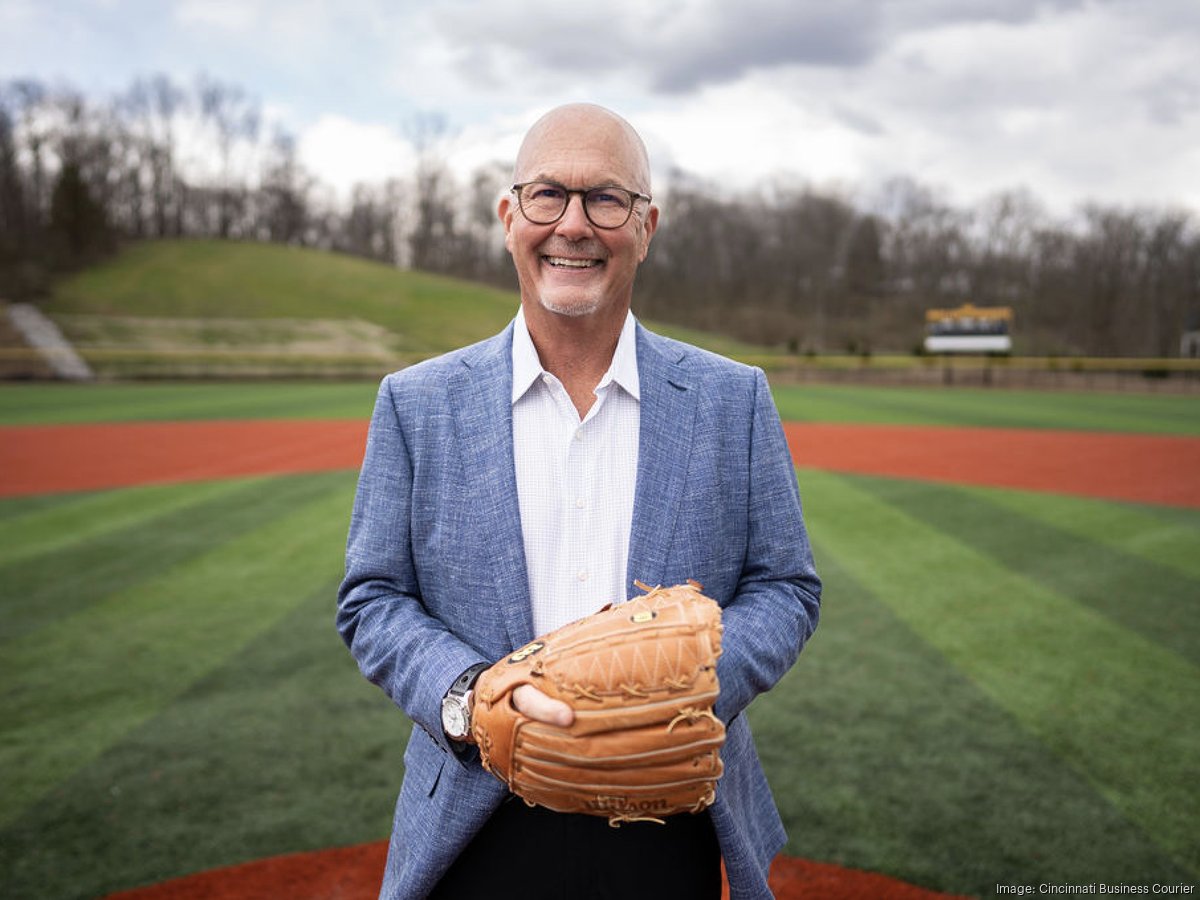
[472, 581, 725, 827]
[507, 641, 545, 664]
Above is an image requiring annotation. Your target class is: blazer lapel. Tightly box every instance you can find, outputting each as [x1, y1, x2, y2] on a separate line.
[627, 325, 697, 593]
[448, 325, 535, 651]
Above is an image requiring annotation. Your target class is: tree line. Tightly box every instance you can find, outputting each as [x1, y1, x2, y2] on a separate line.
[3, 75, 1197, 357]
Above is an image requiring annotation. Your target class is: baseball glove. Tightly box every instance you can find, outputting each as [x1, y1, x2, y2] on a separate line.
[471, 580, 725, 826]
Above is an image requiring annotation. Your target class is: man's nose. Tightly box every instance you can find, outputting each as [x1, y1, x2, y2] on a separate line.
[555, 193, 594, 238]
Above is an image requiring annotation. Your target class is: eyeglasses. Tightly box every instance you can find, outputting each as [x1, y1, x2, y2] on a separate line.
[511, 181, 651, 230]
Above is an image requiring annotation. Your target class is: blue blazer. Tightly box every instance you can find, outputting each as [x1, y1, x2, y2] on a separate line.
[338, 322, 821, 900]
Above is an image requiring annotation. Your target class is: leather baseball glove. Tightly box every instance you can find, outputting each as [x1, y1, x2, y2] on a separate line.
[471, 580, 725, 826]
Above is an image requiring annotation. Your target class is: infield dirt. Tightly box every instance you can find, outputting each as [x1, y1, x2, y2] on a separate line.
[101, 837, 971, 900]
[3, 418, 1198, 508]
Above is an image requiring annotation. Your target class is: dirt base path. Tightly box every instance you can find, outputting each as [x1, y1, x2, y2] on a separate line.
[0, 420, 370, 497]
[3, 419, 1198, 508]
[782, 422, 1200, 508]
[103, 839, 970, 900]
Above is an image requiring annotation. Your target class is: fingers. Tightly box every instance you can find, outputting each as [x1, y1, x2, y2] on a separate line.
[513, 684, 575, 727]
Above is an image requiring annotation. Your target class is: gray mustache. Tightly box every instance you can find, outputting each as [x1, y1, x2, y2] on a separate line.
[539, 241, 608, 258]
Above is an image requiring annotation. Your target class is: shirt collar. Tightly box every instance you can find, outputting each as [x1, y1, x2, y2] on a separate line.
[511, 307, 641, 404]
[511, 309, 543, 403]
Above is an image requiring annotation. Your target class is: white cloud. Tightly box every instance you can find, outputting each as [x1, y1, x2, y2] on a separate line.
[632, 82, 869, 196]
[0, 0, 39, 27]
[850, 4, 1200, 211]
[174, 0, 258, 32]
[297, 115, 417, 202]
[3, 0, 1198, 215]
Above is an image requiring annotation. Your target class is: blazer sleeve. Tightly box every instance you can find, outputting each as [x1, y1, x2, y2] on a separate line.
[336, 376, 487, 756]
[714, 367, 821, 723]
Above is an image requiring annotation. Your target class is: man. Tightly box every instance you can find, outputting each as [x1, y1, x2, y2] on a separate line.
[338, 103, 821, 899]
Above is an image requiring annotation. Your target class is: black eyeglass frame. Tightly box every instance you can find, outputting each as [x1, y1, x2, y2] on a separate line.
[511, 181, 653, 230]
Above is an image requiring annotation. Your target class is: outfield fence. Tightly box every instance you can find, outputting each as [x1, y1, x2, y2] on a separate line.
[748, 353, 1200, 393]
[3, 345, 1200, 391]
[0, 347, 408, 381]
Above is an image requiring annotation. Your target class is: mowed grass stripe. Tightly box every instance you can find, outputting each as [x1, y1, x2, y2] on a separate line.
[0, 478, 257, 568]
[0, 474, 355, 827]
[0, 382, 378, 426]
[799, 469, 1200, 874]
[0, 473, 353, 641]
[0, 577, 406, 900]
[752, 547, 1190, 893]
[975, 487, 1200, 582]
[846, 476, 1200, 666]
[773, 384, 1200, 435]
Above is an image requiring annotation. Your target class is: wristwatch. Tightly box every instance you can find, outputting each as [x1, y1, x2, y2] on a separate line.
[441, 662, 489, 742]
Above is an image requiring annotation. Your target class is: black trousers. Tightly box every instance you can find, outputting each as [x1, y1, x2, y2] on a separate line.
[428, 796, 722, 900]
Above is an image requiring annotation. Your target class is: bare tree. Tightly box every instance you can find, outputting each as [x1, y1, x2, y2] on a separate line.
[258, 129, 311, 245]
[196, 76, 261, 238]
[0, 95, 37, 294]
[340, 180, 400, 262]
[461, 161, 511, 285]
[120, 75, 185, 238]
[404, 112, 462, 273]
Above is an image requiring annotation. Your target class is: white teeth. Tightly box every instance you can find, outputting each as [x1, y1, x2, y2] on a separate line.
[545, 256, 598, 268]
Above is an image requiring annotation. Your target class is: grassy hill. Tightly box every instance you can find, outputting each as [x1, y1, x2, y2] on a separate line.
[40, 239, 765, 377]
[47, 239, 516, 358]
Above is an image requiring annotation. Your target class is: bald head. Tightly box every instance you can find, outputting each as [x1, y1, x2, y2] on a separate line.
[513, 103, 652, 196]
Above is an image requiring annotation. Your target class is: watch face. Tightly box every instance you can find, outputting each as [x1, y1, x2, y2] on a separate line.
[442, 698, 468, 738]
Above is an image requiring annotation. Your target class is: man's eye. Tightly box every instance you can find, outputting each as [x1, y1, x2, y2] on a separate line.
[530, 185, 566, 201]
[588, 190, 629, 208]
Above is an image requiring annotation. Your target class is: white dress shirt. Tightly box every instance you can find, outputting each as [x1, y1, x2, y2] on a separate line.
[511, 308, 641, 635]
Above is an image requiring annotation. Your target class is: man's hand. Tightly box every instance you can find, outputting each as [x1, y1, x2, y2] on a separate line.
[513, 684, 574, 727]
[470, 583, 725, 824]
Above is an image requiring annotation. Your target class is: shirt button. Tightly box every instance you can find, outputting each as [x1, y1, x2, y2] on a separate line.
[574, 429, 583, 441]
[575, 498, 586, 509]
[576, 570, 589, 582]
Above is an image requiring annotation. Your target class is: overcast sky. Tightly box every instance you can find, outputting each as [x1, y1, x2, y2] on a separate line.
[3, 0, 1198, 215]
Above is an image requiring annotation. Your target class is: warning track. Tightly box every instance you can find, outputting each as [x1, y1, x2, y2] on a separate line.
[2, 418, 1198, 508]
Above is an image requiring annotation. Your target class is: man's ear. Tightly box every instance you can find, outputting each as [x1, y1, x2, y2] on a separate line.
[638, 204, 660, 262]
[498, 193, 516, 253]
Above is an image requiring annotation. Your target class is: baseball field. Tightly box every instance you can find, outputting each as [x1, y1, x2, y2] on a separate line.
[0, 380, 1197, 899]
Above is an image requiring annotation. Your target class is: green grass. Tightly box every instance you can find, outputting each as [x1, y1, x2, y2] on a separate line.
[1, 384, 1197, 898]
[0, 382, 379, 425]
[0, 471, 407, 898]
[772, 383, 1200, 435]
[779, 471, 1199, 879]
[1, 579, 406, 897]
[46, 239, 519, 355]
[0, 481, 406, 896]
[0, 473, 356, 829]
[752, 533, 1193, 890]
[3, 380, 1199, 432]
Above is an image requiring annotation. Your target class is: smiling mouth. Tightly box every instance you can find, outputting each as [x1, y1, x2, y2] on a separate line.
[543, 255, 602, 269]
